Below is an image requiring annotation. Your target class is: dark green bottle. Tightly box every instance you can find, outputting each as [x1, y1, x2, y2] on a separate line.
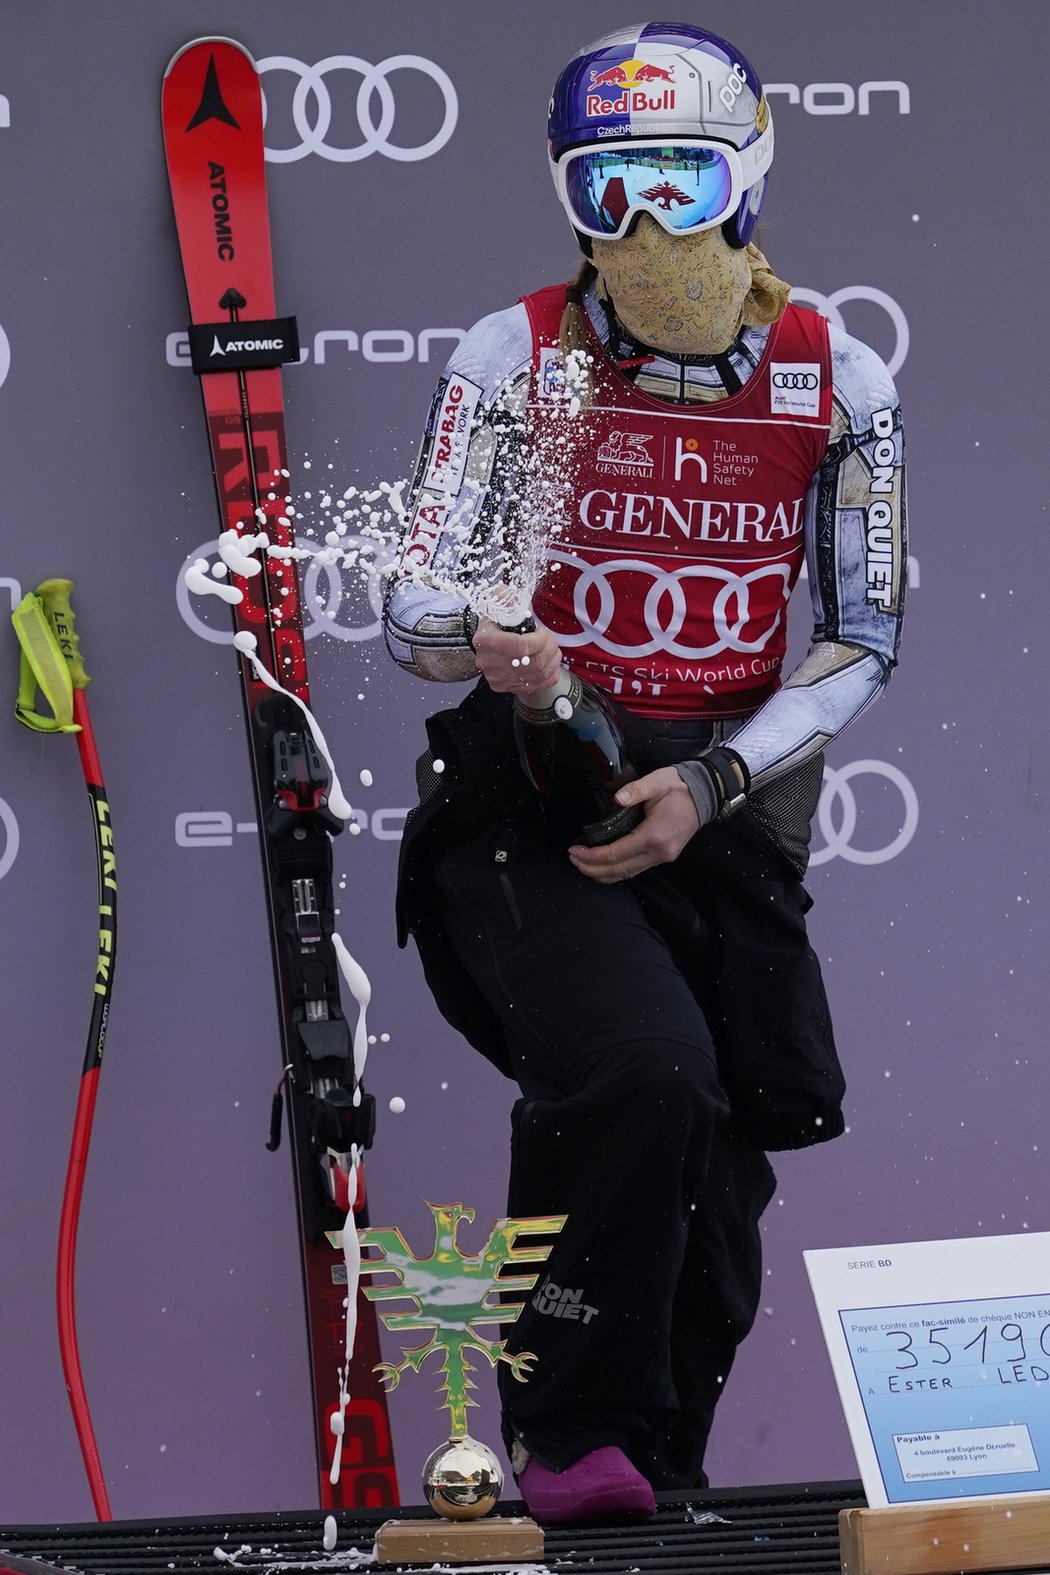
[513, 666, 642, 847]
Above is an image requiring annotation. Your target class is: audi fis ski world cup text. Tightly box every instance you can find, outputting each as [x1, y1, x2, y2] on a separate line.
[769, 362, 821, 418]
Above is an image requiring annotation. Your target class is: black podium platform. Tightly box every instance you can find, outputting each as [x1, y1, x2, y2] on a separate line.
[0, 1480, 865, 1574]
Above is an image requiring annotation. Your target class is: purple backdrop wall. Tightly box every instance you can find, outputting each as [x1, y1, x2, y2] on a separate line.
[0, 0, 1046, 1524]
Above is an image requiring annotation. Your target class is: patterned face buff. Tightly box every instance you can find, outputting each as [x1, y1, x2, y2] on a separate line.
[592, 214, 788, 355]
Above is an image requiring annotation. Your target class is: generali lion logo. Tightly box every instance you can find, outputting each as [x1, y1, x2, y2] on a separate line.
[596, 429, 655, 477]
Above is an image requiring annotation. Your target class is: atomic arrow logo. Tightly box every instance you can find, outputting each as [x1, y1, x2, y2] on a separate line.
[186, 55, 241, 133]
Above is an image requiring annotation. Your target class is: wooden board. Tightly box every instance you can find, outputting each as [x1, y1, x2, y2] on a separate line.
[840, 1496, 1050, 1575]
[374, 1515, 544, 1564]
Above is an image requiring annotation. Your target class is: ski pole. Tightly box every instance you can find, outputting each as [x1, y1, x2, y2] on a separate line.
[12, 578, 115, 1522]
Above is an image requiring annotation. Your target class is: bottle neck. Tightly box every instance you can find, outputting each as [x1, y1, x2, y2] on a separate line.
[492, 611, 576, 713]
[516, 666, 574, 713]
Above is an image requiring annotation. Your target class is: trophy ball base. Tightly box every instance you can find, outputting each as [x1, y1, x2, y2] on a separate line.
[374, 1516, 544, 1564]
[422, 1434, 504, 1519]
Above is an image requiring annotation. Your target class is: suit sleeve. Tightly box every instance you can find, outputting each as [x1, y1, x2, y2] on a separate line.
[383, 304, 534, 682]
[726, 323, 907, 788]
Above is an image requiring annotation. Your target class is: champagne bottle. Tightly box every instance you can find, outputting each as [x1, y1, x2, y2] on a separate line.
[512, 660, 643, 848]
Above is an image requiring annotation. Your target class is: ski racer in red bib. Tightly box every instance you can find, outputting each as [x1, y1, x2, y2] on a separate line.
[384, 21, 905, 1525]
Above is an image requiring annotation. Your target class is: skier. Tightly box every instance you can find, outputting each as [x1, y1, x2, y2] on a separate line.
[384, 22, 905, 1524]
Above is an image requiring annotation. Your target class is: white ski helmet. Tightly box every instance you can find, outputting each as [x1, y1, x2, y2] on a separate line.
[548, 21, 773, 250]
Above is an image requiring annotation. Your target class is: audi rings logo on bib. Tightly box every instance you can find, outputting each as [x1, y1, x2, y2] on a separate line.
[257, 55, 458, 163]
[0, 795, 20, 881]
[770, 362, 821, 418]
[546, 549, 791, 660]
[770, 372, 819, 390]
[810, 760, 919, 866]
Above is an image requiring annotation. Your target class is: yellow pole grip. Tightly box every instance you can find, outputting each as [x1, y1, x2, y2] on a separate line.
[35, 578, 91, 690]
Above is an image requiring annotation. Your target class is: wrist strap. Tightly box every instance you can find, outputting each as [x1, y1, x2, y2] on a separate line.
[698, 746, 750, 820]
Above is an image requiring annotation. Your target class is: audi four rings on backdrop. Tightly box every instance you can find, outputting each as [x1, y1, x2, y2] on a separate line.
[175, 534, 398, 645]
[789, 286, 909, 378]
[809, 761, 919, 867]
[0, 794, 18, 880]
[256, 55, 458, 162]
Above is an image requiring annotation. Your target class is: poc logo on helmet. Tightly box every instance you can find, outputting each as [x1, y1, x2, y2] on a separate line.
[719, 62, 748, 113]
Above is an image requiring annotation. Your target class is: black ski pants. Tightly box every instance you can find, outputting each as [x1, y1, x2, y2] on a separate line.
[431, 814, 778, 1489]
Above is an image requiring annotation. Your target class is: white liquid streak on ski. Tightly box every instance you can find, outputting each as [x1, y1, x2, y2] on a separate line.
[218, 528, 268, 577]
[328, 933, 372, 1487]
[186, 558, 243, 604]
[328, 1158, 361, 1487]
[232, 633, 354, 822]
[333, 934, 371, 1090]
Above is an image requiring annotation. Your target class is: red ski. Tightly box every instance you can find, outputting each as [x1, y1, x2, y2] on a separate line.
[162, 37, 398, 1510]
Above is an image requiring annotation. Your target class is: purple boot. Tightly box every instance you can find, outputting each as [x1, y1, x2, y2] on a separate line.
[518, 1445, 657, 1525]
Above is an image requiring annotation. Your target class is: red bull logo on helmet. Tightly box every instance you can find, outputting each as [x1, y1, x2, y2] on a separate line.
[586, 56, 676, 117]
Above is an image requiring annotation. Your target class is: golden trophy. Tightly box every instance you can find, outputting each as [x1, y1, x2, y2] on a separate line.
[357, 1202, 565, 1563]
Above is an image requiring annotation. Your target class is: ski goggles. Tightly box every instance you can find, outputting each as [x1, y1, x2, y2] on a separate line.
[553, 138, 748, 240]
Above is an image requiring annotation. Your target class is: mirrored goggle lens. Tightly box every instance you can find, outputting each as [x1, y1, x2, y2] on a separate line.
[564, 145, 736, 237]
